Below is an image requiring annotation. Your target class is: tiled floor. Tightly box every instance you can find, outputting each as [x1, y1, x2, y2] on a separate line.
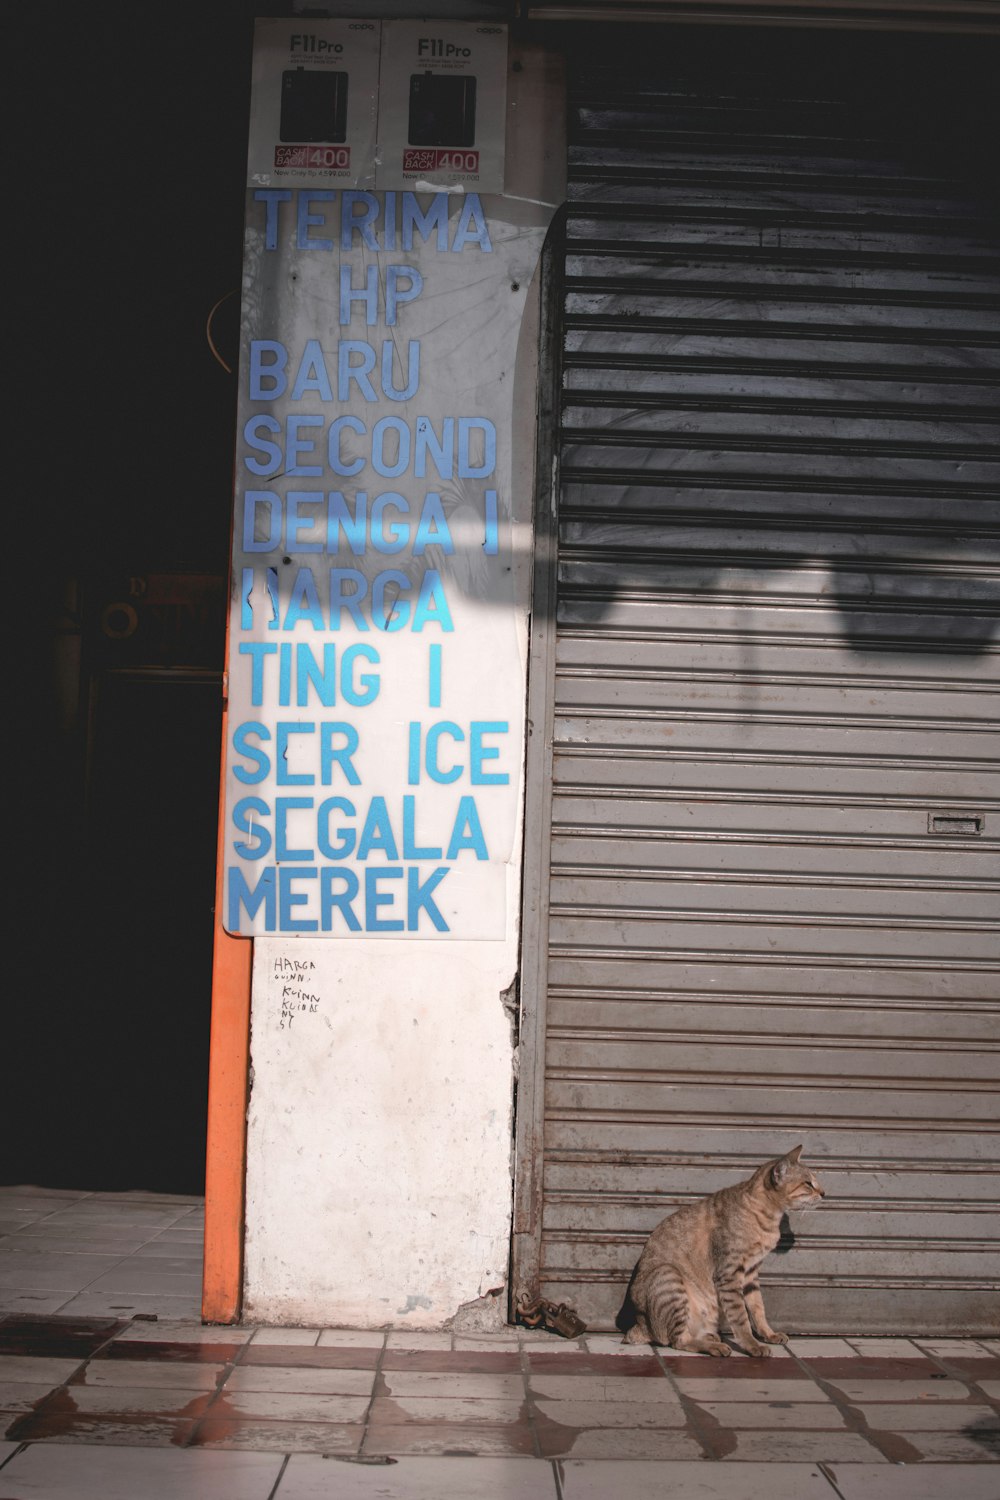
[0, 1187, 203, 1321]
[1, 1186, 998, 1497]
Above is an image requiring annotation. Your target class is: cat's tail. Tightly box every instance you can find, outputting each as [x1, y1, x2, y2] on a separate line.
[615, 1262, 642, 1335]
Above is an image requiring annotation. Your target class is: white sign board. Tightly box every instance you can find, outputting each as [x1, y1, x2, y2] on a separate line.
[223, 188, 537, 940]
[247, 18, 381, 190]
[376, 21, 507, 193]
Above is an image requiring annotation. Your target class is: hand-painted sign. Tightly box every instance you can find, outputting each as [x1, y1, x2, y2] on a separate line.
[223, 186, 539, 938]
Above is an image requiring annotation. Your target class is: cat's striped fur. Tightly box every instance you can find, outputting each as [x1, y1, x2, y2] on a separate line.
[623, 1146, 824, 1357]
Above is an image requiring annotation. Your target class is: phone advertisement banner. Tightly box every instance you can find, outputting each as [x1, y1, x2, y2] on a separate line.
[376, 21, 508, 193]
[247, 18, 381, 190]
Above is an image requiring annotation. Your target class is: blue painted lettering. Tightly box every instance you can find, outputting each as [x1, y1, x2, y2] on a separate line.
[256, 191, 493, 255]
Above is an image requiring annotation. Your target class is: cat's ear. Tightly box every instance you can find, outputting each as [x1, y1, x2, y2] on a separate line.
[770, 1146, 803, 1187]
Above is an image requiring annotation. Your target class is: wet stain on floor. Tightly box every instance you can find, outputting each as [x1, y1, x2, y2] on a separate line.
[0, 1315, 126, 1360]
[1, 1314, 998, 1464]
[94, 1339, 244, 1365]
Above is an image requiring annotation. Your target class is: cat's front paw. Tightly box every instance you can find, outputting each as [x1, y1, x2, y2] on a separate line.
[762, 1330, 789, 1345]
[740, 1340, 772, 1358]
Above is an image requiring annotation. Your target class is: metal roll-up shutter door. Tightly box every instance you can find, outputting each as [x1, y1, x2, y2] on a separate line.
[525, 0, 1000, 34]
[517, 28, 1000, 1332]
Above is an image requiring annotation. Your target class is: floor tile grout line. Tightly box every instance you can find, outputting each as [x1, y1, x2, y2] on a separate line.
[1, 1321, 134, 1447]
[1, 1344, 1000, 1470]
[17, 1292, 77, 1317]
[789, 1343, 938, 1464]
[0, 1441, 29, 1472]
[1, 1194, 93, 1240]
[789, 1360, 924, 1465]
[917, 1346, 1000, 1446]
[0, 1205, 201, 1293]
[357, 1333, 389, 1458]
[139, 1218, 206, 1252]
[923, 1344, 1000, 1397]
[518, 1338, 545, 1459]
[652, 1345, 732, 1460]
[79, 1237, 178, 1301]
[816, 1458, 850, 1498]
[43, 1206, 205, 1310]
[178, 1322, 258, 1448]
[652, 1339, 928, 1464]
[266, 1451, 292, 1498]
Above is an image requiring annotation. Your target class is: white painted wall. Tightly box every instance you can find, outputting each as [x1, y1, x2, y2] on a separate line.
[239, 43, 564, 1327]
[244, 941, 518, 1326]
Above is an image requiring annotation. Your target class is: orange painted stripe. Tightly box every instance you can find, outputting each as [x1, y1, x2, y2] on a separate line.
[202, 661, 253, 1324]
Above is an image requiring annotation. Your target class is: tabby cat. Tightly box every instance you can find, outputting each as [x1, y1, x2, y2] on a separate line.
[622, 1145, 824, 1357]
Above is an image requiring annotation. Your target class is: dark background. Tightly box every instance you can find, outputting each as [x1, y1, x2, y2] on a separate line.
[9, 3, 293, 1194]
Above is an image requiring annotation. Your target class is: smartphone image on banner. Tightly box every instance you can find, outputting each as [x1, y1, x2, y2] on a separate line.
[408, 73, 477, 147]
[280, 69, 349, 142]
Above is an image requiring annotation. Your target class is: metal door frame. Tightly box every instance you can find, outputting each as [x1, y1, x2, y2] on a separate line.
[511, 213, 567, 1313]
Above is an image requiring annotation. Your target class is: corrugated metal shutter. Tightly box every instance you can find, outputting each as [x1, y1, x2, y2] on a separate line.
[516, 28, 1000, 1332]
[525, 0, 1000, 34]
